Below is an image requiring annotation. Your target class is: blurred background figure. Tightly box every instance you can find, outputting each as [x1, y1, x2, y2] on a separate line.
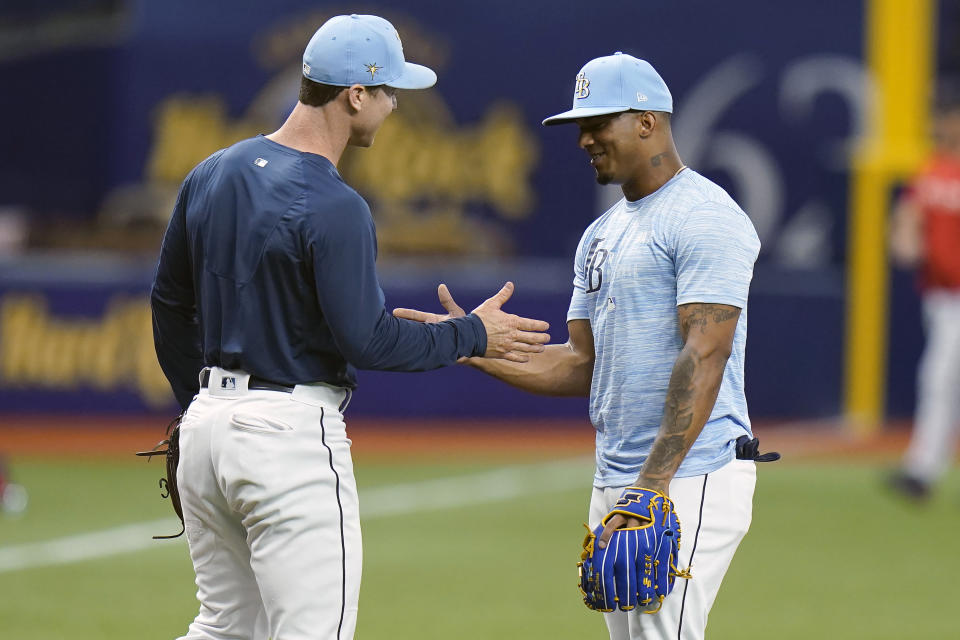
[887, 92, 960, 500]
[0, 454, 28, 516]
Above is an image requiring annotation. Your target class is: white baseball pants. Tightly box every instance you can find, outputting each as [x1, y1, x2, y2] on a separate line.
[588, 458, 756, 640]
[175, 368, 360, 640]
[902, 290, 960, 483]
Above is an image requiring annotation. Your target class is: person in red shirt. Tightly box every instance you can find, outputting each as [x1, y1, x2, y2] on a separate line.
[888, 101, 960, 499]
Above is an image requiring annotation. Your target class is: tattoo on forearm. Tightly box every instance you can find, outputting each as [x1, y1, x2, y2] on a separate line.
[679, 304, 739, 340]
[638, 304, 737, 489]
[642, 351, 698, 483]
[650, 152, 667, 167]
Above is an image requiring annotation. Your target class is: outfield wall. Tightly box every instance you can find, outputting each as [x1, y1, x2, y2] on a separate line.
[0, 255, 870, 419]
[0, 1, 936, 419]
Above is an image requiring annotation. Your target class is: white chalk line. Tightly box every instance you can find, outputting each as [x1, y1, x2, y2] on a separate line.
[0, 457, 592, 574]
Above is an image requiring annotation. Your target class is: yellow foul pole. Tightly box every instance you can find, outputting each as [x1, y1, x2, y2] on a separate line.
[844, 0, 934, 432]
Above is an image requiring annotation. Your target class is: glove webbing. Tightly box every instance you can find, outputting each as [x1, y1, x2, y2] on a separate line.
[136, 413, 184, 539]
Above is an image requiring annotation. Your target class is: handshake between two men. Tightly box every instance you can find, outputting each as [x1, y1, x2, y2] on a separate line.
[394, 281, 550, 364]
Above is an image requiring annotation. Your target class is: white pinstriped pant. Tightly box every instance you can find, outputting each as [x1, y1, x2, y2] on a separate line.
[903, 291, 960, 483]
[588, 458, 756, 640]
[175, 368, 360, 640]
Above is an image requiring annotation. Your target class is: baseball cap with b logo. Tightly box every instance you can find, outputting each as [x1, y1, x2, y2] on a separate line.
[302, 14, 437, 89]
[542, 52, 672, 125]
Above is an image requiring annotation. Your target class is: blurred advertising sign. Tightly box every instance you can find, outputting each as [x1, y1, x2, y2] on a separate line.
[0, 293, 171, 408]
[1, 1, 864, 264]
[0, 1, 874, 417]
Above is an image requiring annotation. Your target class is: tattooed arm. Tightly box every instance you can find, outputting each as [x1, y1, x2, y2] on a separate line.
[637, 302, 740, 493]
[597, 302, 740, 547]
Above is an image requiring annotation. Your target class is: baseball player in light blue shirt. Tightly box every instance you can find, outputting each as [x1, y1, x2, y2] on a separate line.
[566, 146, 759, 487]
[396, 52, 778, 640]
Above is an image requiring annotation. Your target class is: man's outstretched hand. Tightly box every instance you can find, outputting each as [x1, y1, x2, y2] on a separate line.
[393, 284, 466, 323]
[393, 282, 550, 363]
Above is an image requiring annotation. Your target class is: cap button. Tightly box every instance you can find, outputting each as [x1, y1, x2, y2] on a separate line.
[614, 51, 623, 55]
[350, 14, 359, 18]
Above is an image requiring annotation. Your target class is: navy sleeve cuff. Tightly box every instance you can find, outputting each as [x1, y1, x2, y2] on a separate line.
[466, 313, 487, 357]
[445, 314, 487, 358]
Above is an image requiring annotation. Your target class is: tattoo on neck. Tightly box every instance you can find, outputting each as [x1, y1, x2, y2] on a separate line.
[650, 152, 667, 167]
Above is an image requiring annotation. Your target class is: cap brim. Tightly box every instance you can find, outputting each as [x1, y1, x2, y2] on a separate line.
[541, 105, 631, 126]
[386, 62, 437, 89]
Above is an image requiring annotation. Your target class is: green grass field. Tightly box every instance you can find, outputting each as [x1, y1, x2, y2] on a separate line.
[1, 454, 957, 639]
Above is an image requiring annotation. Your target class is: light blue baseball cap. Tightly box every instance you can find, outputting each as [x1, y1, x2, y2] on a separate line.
[302, 14, 437, 89]
[542, 52, 672, 125]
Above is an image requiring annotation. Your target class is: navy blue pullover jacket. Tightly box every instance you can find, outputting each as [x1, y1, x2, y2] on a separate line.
[152, 136, 487, 410]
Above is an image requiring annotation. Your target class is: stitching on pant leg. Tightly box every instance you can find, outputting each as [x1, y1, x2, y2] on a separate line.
[319, 406, 347, 640]
[676, 474, 708, 640]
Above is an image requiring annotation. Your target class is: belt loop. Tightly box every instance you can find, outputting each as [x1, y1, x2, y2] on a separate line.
[339, 388, 353, 413]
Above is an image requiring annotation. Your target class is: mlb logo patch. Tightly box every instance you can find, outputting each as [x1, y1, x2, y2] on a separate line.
[221, 377, 237, 390]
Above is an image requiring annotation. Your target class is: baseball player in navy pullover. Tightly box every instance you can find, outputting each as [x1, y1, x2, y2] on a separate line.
[151, 14, 550, 640]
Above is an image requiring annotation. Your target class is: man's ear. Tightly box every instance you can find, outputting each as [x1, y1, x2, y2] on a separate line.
[636, 111, 658, 138]
[345, 85, 366, 113]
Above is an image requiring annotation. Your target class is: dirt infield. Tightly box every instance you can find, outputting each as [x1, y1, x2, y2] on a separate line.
[0, 414, 911, 461]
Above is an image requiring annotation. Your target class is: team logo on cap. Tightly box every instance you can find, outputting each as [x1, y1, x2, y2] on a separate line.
[365, 63, 382, 80]
[575, 72, 590, 99]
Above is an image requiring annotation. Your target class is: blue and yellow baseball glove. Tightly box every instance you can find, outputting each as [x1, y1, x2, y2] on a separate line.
[578, 487, 691, 613]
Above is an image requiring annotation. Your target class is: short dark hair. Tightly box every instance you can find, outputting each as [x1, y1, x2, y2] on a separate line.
[298, 77, 390, 107]
[299, 76, 346, 106]
[624, 110, 671, 129]
[643, 110, 671, 124]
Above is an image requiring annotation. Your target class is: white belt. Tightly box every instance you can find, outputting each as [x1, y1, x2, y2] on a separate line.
[202, 367, 351, 411]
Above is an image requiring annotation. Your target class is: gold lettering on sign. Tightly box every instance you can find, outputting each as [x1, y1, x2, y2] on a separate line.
[345, 102, 536, 217]
[337, 97, 538, 254]
[139, 67, 538, 255]
[0, 295, 173, 407]
[146, 96, 268, 184]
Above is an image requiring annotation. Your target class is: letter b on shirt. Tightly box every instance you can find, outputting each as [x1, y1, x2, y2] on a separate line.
[585, 238, 607, 294]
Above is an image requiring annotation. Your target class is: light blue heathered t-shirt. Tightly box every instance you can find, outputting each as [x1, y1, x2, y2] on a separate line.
[568, 168, 761, 488]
